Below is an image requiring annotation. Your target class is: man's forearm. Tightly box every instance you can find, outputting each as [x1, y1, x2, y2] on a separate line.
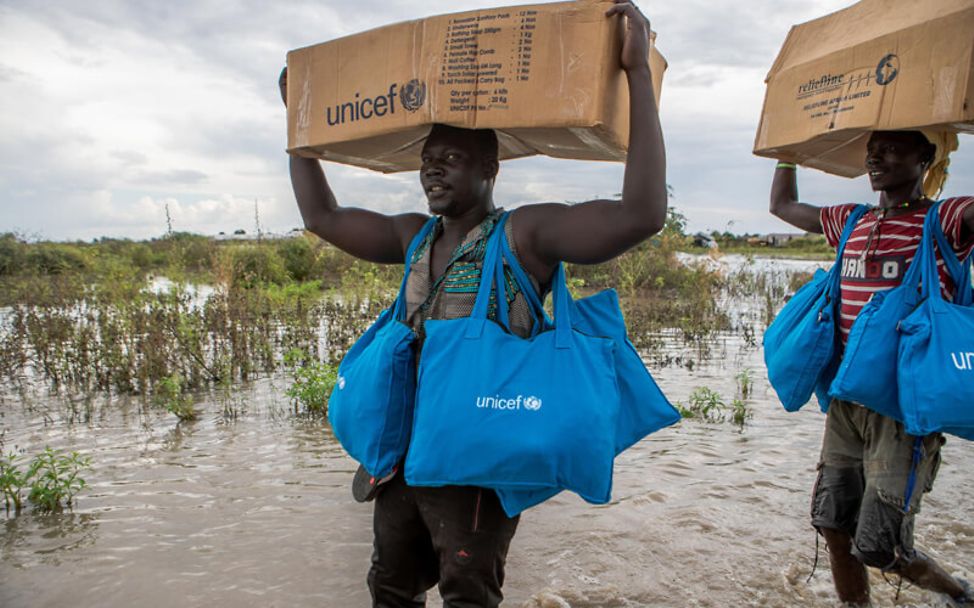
[620, 66, 666, 236]
[289, 155, 337, 236]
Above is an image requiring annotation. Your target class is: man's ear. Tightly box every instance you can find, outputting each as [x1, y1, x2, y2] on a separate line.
[483, 157, 499, 180]
[921, 143, 937, 167]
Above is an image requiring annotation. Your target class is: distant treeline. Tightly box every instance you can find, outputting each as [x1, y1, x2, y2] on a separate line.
[0, 231, 401, 296]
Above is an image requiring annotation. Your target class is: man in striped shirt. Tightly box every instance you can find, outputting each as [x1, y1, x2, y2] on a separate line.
[770, 130, 974, 606]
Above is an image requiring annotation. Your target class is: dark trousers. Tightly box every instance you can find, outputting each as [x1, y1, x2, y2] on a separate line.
[368, 470, 520, 608]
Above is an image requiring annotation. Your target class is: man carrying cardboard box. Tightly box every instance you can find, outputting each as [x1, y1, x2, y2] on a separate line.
[769, 132, 974, 607]
[281, 1, 665, 605]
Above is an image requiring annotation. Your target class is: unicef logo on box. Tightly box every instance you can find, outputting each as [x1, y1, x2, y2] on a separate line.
[400, 79, 427, 112]
[523, 396, 542, 411]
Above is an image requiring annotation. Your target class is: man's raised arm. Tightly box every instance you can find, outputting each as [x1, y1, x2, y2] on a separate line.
[281, 68, 427, 264]
[512, 1, 668, 280]
[769, 163, 824, 234]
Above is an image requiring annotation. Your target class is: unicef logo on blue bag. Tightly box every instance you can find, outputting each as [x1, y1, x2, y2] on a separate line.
[475, 394, 543, 412]
[337, 375, 346, 390]
[400, 79, 426, 112]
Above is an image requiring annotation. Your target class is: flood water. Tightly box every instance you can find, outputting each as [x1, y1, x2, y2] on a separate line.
[2, 257, 972, 608]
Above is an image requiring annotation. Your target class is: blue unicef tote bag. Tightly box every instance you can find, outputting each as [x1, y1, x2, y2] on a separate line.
[498, 233, 680, 452]
[327, 217, 436, 479]
[495, 292, 682, 514]
[898, 204, 974, 440]
[763, 205, 868, 412]
[493, 260, 681, 515]
[829, 202, 965, 421]
[405, 214, 620, 504]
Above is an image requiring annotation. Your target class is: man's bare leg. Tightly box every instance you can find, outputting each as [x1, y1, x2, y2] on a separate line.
[822, 528, 870, 606]
[891, 550, 966, 600]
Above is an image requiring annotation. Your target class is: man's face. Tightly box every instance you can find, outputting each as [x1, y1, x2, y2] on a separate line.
[865, 131, 928, 193]
[420, 128, 493, 217]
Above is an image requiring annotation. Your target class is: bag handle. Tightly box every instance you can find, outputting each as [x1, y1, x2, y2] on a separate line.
[493, 234, 512, 332]
[926, 202, 973, 306]
[499, 230, 552, 334]
[466, 211, 572, 347]
[465, 212, 511, 337]
[552, 263, 574, 349]
[825, 204, 870, 304]
[498, 246, 572, 348]
[496, 220, 572, 347]
[919, 202, 973, 306]
[392, 216, 439, 320]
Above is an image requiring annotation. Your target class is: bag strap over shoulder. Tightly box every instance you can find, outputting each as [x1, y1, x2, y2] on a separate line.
[465, 212, 511, 338]
[826, 204, 870, 301]
[927, 202, 972, 305]
[921, 203, 973, 305]
[468, 211, 573, 346]
[499, 230, 551, 334]
[392, 217, 438, 320]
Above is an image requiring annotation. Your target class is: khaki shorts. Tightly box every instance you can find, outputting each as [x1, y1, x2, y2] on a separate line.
[810, 399, 944, 570]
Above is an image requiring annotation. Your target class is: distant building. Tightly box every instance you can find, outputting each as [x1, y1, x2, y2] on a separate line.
[692, 232, 717, 248]
[213, 228, 306, 241]
[765, 233, 805, 247]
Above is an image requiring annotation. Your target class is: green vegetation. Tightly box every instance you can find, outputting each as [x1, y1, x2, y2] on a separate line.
[1, 447, 91, 513]
[0, 217, 736, 397]
[153, 374, 197, 421]
[677, 387, 727, 422]
[0, 451, 28, 512]
[0, 208, 802, 428]
[284, 348, 339, 415]
[568, 219, 730, 353]
[677, 387, 753, 431]
[735, 368, 754, 400]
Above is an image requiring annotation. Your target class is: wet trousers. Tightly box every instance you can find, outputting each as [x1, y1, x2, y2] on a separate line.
[810, 399, 944, 570]
[368, 470, 520, 608]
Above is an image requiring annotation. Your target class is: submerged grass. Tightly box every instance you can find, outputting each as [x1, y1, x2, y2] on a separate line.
[677, 386, 753, 431]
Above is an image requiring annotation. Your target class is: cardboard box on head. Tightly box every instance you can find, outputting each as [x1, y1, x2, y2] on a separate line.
[753, 0, 974, 177]
[286, 0, 665, 173]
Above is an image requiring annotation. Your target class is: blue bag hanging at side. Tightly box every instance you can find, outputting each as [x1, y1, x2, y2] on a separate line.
[493, 230, 681, 516]
[327, 218, 436, 479]
[498, 233, 680, 453]
[763, 204, 868, 412]
[897, 203, 974, 440]
[405, 213, 621, 504]
[829, 202, 968, 421]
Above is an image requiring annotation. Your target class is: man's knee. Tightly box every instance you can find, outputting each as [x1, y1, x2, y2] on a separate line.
[436, 538, 508, 608]
[851, 491, 914, 570]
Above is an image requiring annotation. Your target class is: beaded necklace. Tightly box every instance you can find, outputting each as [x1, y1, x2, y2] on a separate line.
[860, 197, 930, 262]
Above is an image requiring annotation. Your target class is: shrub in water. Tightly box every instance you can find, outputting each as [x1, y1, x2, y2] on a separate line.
[284, 348, 338, 415]
[153, 374, 197, 421]
[2, 448, 91, 513]
[26, 447, 91, 511]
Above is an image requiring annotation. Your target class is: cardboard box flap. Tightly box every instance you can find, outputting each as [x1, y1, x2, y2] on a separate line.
[767, 0, 974, 77]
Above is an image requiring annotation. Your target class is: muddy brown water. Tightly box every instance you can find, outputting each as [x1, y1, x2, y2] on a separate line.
[2, 257, 972, 608]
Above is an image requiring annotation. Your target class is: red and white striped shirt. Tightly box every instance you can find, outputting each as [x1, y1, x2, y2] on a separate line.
[821, 196, 974, 344]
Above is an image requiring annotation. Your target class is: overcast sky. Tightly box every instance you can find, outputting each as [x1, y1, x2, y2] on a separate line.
[1, 0, 971, 241]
